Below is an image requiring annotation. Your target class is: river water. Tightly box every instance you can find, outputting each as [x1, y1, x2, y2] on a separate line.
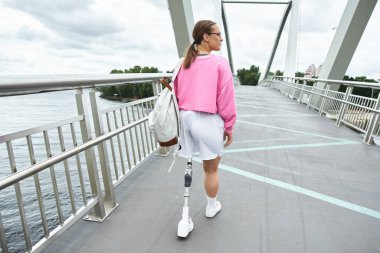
[0, 89, 125, 253]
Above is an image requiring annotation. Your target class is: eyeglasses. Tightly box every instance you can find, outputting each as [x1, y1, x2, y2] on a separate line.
[208, 32, 222, 38]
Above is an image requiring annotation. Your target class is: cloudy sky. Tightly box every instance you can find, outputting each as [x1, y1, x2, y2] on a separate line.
[0, 0, 379, 79]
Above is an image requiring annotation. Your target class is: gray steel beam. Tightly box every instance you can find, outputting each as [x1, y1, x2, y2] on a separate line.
[283, 0, 300, 77]
[0, 117, 149, 190]
[221, 0, 293, 80]
[167, 0, 194, 58]
[318, 0, 378, 88]
[261, 2, 292, 81]
[221, 2, 235, 73]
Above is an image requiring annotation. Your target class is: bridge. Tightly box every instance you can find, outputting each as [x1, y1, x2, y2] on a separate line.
[1, 1, 380, 252]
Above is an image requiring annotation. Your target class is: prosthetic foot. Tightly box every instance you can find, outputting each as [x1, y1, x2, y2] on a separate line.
[177, 159, 194, 238]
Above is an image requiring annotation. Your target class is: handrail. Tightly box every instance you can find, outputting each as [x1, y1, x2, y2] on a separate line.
[0, 70, 165, 253]
[0, 116, 147, 191]
[0, 73, 171, 93]
[266, 76, 380, 144]
[0, 115, 84, 143]
[275, 80, 380, 113]
[275, 76, 380, 89]
[101, 96, 158, 114]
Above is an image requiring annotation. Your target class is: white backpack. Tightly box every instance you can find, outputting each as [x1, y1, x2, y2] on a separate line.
[148, 58, 183, 147]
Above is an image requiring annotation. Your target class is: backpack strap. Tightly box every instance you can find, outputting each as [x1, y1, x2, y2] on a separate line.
[171, 57, 184, 86]
[171, 58, 183, 136]
[164, 58, 184, 173]
[161, 78, 172, 91]
[160, 57, 184, 91]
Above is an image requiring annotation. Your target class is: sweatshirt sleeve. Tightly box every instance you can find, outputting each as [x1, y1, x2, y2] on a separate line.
[217, 62, 236, 134]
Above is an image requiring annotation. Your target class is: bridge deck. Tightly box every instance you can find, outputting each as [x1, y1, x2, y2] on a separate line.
[42, 86, 380, 253]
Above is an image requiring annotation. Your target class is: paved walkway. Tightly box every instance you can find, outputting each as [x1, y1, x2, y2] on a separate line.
[43, 85, 380, 253]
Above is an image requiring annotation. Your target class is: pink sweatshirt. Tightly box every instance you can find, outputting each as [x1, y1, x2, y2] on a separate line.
[174, 54, 236, 133]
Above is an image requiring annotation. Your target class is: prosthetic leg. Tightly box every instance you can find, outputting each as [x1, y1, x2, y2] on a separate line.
[177, 158, 194, 237]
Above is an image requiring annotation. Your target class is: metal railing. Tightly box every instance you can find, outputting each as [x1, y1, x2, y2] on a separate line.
[0, 74, 168, 253]
[264, 76, 380, 144]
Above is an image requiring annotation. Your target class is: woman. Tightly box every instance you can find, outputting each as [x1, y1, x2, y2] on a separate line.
[175, 20, 236, 235]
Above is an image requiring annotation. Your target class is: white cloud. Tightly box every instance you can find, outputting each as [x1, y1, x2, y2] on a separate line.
[0, 0, 178, 74]
[4, 0, 125, 38]
[16, 25, 49, 40]
[0, 0, 379, 80]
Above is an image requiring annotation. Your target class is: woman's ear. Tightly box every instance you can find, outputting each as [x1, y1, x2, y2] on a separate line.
[203, 33, 209, 42]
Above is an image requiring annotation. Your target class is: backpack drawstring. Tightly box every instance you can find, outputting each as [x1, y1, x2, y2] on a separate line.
[167, 142, 180, 173]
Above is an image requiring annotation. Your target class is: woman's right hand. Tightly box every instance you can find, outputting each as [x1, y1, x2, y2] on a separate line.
[224, 132, 233, 147]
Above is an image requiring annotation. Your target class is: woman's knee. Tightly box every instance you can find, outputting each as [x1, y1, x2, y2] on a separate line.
[203, 156, 221, 173]
[204, 166, 218, 174]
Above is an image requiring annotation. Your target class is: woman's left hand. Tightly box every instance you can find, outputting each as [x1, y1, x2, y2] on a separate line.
[224, 132, 233, 147]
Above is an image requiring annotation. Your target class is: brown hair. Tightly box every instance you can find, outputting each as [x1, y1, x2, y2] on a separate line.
[183, 20, 216, 69]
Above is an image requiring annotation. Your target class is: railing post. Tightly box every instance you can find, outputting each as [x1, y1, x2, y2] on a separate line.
[297, 82, 305, 103]
[151, 80, 161, 96]
[306, 82, 317, 109]
[336, 85, 353, 127]
[277, 77, 281, 92]
[271, 77, 276, 90]
[155, 146, 171, 156]
[286, 78, 290, 96]
[75, 88, 107, 221]
[87, 87, 118, 220]
[284, 78, 289, 96]
[363, 93, 380, 144]
[269, 76, 275, 88]
[269, 77, 274, 89]
[281, 77, 284, 90]
[286, 78, 293, 97]
[319, 83, 330, 116]
[6, 141, 32, 252]
[292, 79, 298, 98]
[276, 77, 281, 91]
[281, 78, 286, 94]
[291, 80, 298, 99]
[0, 211, 8, 253]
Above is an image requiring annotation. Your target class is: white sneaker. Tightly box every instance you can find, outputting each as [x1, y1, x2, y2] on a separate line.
[177, 217, 194, 238]
[205, 201, 222, 218]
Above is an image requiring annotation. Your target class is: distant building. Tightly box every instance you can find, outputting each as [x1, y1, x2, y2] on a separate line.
[305, 64, 316, 77]
[305, 64, 322, 78]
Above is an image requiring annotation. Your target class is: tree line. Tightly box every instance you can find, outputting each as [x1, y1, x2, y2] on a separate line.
[97, 66, 162, 101]
[97, 64, 378, 100]
[236, 64, 379, 98]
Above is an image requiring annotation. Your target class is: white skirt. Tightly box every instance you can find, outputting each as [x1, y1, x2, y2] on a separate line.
[178, 110, 224, 160]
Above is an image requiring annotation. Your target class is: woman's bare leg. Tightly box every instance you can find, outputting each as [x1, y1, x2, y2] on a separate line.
[203, 156, 221, 197]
